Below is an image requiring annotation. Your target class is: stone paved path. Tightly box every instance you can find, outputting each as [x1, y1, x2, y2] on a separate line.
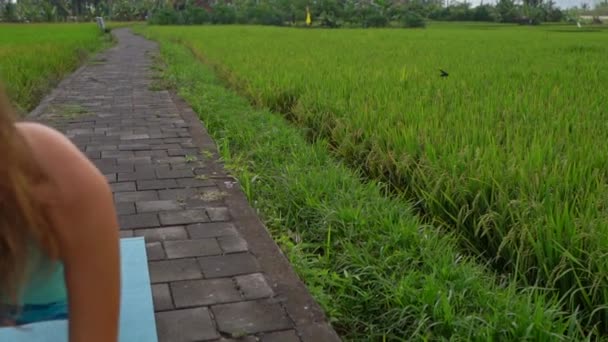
[28, 28, 340, 342]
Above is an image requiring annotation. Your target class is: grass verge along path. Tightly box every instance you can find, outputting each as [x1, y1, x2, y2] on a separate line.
[139, 32, 585, 340]
[138, 25, 608, 335]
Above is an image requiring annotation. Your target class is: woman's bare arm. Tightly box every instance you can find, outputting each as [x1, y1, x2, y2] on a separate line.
[17, 122, 120, 342]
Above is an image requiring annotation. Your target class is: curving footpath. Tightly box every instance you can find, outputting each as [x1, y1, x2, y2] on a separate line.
[28, 28, 340, 342]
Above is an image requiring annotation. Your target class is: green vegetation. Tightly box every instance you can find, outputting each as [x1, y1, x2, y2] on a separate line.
[140, 33, 586, 340]
[0, 24, 108, 111]
[0, 0, 152, 22]
[147, 0, 570, 28]
[2, 0, 604, 28]
[139, 24, 608, 337]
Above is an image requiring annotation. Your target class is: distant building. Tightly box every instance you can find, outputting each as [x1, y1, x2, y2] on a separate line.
[580, 15, 608, 22]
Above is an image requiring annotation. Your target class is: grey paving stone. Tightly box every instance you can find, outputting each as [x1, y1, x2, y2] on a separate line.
[298, 323, 341, 342]
[187, 222, 238, 239]
[218, 235, 248, 254]
[156, 168, 194, 179]
[102, 150, 134, 158]
[261, 330, 300, 342]
[152, 283, 173, 311]
[118, 213, 160, 229]
[67, 127, 93, 135]
[114, 190, 158, 202]
[119, 143, 151, 151]
[93, 159, 116, 169]
[134, 226, 188, 242]
[136, 164, 169, 173]
[156, 308, 219, 342]
[117, 169, 157, 181]
[121, 133, 150, 140]
[136, 179, 178, 190]
[164, 239, 222, 259]
[149, 143, 181, 150]
[154, 156, 188, 164]
[216, 337, 258, 342]
[110, 182, 136, 192]
[70, 138, 91, 146]
[158, 188, 197, 200]
[187, 189, 226, 203]
[93, 136, 122, 144]
[115, 202, 136, 215]
[168, 162, 202, 170]
[149, 259, 202, 283]
[167, 148, 198, 156]
[117, 156, 152, 165]
[206, 207, 231, 222]
[235, 273, 274, 300]
[86, 144, 117, 152]
[171, 278, 241, 308]
[193, 167, 215, 176]
[161, 127, 188, 133]
[85, 151, 101, 159]
[150, 132, 179, 139]
[212, 300, 292, 335]
[107, 130, 133, 137]
[130, 138, 164, 146]
[176, 177, 215, 188]
[182, 201, 214, 213]
[97, 163, 134, 174]
[159, 209, 209, 225]
[198, 253, 260, 278]
[136, 200, 182, 213]
[135, 150, 168, 158]
[119, 230, 134, 238]
[146, 242, 166, 260]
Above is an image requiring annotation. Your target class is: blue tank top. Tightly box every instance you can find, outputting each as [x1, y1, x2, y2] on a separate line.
[2, 247, 68, 325]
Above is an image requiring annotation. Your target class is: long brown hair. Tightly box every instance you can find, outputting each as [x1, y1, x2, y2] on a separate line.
[0, 87, 59, 306]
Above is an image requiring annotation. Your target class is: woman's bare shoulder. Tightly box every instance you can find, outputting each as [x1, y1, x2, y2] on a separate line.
[17, 121, 79, 152]
[16, 122, 109, 205]
[16, 122, 117, 250]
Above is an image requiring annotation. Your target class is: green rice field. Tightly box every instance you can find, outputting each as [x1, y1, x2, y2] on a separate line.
[139, 23, 608, 338]
[0, 24, 105, 111]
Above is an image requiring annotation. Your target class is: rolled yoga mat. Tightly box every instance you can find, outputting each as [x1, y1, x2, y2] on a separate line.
[0, 237, 158, 342]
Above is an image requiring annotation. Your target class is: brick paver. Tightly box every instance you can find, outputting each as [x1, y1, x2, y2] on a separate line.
[28, 29, 340, 341]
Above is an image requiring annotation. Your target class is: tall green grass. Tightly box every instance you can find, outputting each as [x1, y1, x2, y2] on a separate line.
[145, 35, 586, 340]
[140, 24, 608, 334]
[0, 24, 105, 111]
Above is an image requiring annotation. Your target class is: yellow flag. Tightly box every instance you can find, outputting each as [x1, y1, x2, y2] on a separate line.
[306, 7, 312, 26]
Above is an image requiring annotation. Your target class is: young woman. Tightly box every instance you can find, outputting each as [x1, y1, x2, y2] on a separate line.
[0, 88, 120, 342]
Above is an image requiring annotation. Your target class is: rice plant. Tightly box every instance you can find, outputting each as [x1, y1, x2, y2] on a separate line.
[141, 23, 608, 334]
[0, 23, 105, 111]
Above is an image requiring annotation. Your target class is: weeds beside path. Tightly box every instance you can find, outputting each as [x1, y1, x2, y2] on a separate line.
[137, 30, 585, 340]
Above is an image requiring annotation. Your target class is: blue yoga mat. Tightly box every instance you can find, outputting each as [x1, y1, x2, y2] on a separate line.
[0, 237, 158, 342]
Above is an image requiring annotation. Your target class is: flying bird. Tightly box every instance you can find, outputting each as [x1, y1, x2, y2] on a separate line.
[440, 69, 449, 77]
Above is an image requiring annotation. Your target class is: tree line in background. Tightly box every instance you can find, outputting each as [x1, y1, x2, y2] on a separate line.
[0, 0, 154, 22]
[1, 0, 607, 27]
